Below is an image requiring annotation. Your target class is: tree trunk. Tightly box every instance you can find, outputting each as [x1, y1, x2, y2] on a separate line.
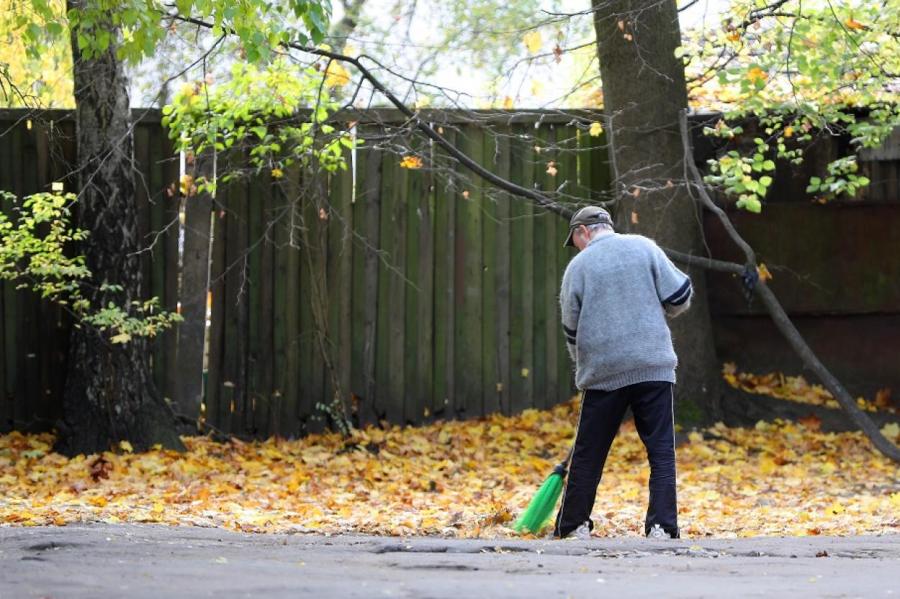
[55, 1, 183, 455]
[592, 0, 722, 423]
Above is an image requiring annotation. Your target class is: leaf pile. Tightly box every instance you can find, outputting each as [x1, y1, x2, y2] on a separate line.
[723, 363, 896, 414]
[1, 400, 898, 538]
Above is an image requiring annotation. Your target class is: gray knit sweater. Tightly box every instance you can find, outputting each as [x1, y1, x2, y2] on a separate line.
[559, 232, 693, 391]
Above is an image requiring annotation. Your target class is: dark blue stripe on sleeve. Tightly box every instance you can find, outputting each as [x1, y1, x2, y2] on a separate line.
[669, 283, 693, 306]
[663, 278, 691, 305]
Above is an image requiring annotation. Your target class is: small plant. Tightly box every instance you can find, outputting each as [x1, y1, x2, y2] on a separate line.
[0, 190, 181, 342]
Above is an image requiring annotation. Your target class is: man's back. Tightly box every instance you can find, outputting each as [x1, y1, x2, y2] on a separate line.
[559, 233, 692, 391]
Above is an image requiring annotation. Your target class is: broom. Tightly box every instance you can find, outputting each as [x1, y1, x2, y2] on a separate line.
[512, 451, 572, 535]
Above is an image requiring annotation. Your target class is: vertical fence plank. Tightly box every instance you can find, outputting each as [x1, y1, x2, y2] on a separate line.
[481, 130, 501, 416]
[12, 124, 41, 426]
[508, 125, 535, 412]
[176, 152, 213, 421]
[327, 158, 354, 429]
[378, 148, 406, 423]
[307, 175, 328, 433]
[415, 142, 435, 422]
[403, 142, 423, 424]
[160, 135, 181, 406]
[222, 179, 250, 434]
[279, 171, 306, 435]
[206, 203, 227, 432]
[493, 129, 512, 415]
[431, 130, 456, 419]
[247, 170, 273, 436]
[531, 124, 551, 410]
[271, 184, 287, 436]
[455, 125, 484, 417]
[358, 145, 382, 425]
[260, 175, 276, 438]
[296, 172, 315, 432]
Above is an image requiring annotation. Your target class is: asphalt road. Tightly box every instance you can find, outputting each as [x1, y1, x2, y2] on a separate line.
[1, 524, 898, 598]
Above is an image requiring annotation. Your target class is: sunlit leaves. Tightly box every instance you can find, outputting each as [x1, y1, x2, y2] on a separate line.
[684, 1, 899, 208]
[722, 363, 896, 416]
[0, 0, 73, 107]
[1, 391, 897, 538]
[162, 59, 354, 184]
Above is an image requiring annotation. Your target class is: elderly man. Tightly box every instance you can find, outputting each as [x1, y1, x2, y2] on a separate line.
[554, 206, 692, 541]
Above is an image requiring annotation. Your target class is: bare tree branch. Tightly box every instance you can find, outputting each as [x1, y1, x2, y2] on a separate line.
[678, 110, 900, 462]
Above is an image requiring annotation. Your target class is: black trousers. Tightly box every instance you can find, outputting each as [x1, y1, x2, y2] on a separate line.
[553, 381, 679, 539]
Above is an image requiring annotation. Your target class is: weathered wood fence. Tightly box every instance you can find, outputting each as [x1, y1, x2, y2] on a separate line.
[1, 109, 897, 438]
[0, 109, 611, 437]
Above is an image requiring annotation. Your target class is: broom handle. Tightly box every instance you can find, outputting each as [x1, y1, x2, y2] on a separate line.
[554, 391, 584, 475]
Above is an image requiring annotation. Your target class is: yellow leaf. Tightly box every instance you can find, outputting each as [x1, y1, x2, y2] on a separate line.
[880, 422, 900, 439]
[110, 333, 132, 344]
[783, 126, 794, 138]
[523, 30, 542, 54]
[502, 96, 514, 110]
[325, 62, 351, 88]
[826, 501, 845, 515]
[399, 155, 423, 169]
[747, 66, 768, 84]
[271, 168, 284, 179]
[589, 122, 603, 137]
[119, 440, 134, 453]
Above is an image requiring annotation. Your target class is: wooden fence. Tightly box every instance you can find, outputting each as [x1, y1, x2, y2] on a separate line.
[0, 109, 609, 437]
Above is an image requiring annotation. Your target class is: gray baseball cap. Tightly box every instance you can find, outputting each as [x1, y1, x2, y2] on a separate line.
[563, 206, 613, 247]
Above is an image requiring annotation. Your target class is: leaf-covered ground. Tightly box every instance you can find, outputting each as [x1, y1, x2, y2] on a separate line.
[1, 398, 898, 538]
[723, 363, 896, 414]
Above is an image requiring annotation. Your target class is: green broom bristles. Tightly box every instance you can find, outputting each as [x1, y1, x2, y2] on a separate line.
[512, 464, 567, 534]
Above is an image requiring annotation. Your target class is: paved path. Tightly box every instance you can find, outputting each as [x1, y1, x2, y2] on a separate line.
[1, 524, 898, 598]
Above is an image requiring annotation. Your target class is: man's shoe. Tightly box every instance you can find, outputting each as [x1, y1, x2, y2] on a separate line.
[570, 521, 592, 541]
[646, 524, 672, 539]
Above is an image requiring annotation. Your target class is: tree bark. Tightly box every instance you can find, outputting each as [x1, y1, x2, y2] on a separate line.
[55, 1, 183, 455]
[592, 0, 722, 423]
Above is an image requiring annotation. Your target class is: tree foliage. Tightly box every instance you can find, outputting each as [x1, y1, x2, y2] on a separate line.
[0, 191, 181, 343]
[162, 59, 354, 194]
[682, 0, 899, 210]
